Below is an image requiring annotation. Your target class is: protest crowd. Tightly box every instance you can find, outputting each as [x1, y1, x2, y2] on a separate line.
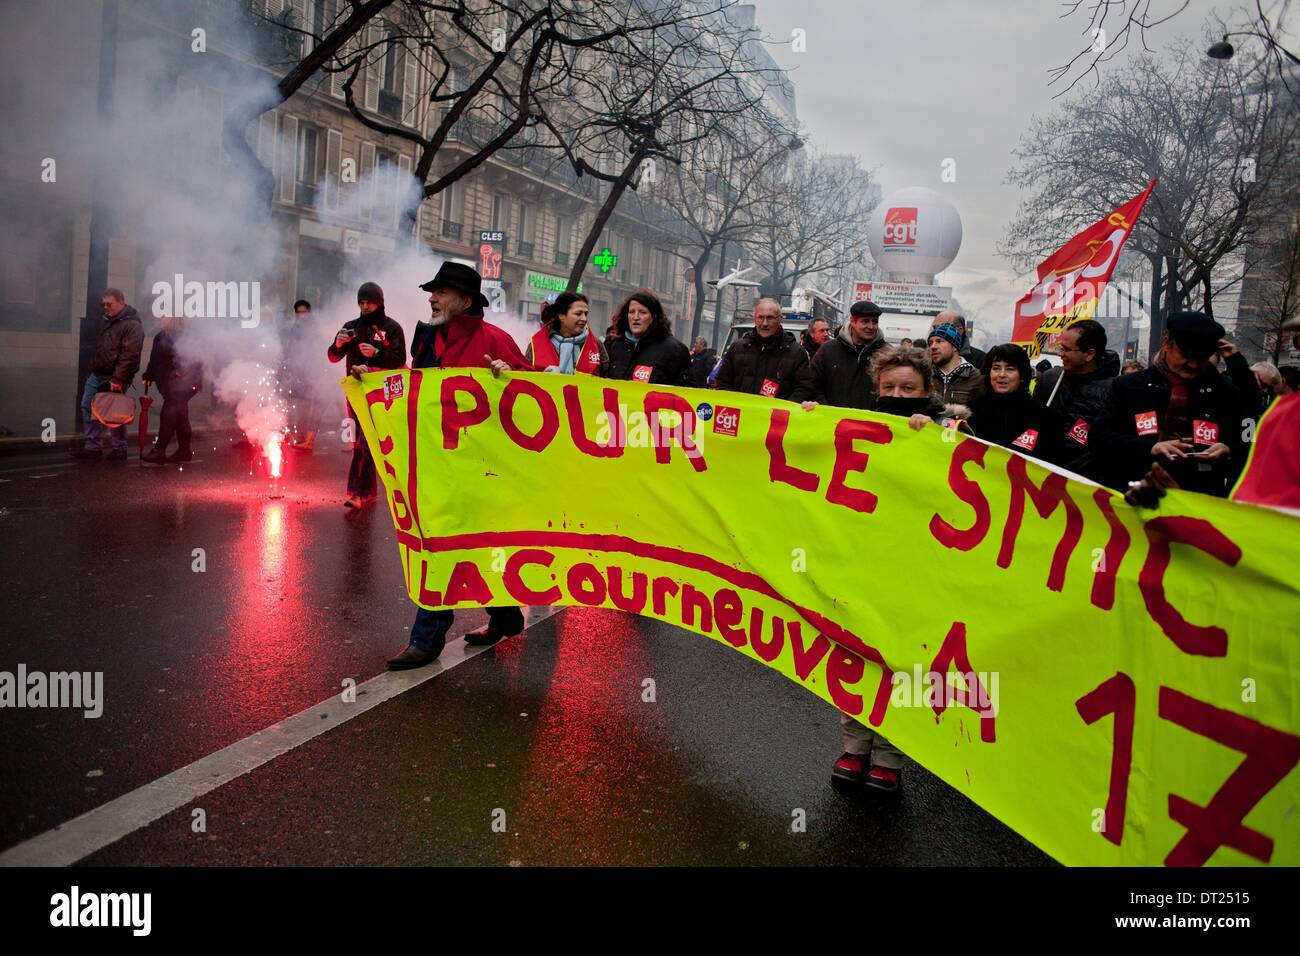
[70, 259, 1300, 796]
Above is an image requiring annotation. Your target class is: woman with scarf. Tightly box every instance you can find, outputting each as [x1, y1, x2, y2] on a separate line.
[327, 281, 406, 509]
[525, 292, 607, 376]
[967, 344, 1069, 464]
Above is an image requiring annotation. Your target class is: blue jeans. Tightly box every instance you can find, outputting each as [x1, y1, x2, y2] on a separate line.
[81, 372, 127, 451]
[409, 606, 526, 655]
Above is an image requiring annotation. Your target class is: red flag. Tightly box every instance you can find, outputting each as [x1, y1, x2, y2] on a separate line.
[1012, 182, 1154, 359]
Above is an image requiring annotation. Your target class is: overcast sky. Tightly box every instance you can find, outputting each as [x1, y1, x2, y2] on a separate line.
[754, 0, 1254, 341]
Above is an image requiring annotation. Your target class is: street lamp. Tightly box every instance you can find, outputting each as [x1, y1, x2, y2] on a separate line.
[1207, 36, 1235, 60]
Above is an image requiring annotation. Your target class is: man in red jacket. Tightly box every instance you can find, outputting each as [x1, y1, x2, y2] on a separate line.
[389, 262, 533, 670]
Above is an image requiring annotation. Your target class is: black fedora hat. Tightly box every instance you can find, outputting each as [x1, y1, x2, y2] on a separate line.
[419, 261, 489, 309]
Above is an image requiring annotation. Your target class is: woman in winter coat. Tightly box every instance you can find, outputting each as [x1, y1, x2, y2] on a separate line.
[140, 315, 203, 464]
[604, 289, 693, 386]
[830, 345, 969, 795]
[525, 292, 608, 376]
[327, 281, 407, 509]
[967, 344, 1069, 464]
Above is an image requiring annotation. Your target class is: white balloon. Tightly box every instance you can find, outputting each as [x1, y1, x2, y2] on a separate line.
[867, 187, 963, 282]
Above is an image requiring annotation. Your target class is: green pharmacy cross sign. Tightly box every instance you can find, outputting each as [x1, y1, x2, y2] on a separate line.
[593, 247, 619, 274]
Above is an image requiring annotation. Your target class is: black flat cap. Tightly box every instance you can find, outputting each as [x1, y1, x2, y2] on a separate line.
[849, 299, 883, 318]
[1165, 310, 1225, 360]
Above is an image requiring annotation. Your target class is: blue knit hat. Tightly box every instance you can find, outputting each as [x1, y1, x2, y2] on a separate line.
[928, 323, 962, 350]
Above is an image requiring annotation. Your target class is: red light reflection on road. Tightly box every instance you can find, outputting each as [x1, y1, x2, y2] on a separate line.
[510, 607, 657, 863]
[213, 498, 312, 726]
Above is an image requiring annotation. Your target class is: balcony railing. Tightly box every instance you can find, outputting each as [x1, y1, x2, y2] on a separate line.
[517, 240, 535, 258]
[441, 220, 463, 241]
[554, 251, 569, 267]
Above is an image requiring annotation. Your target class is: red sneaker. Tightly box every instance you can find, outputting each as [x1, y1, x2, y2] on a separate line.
[864, 765, 901, 793]
[831, 752, 868, 786]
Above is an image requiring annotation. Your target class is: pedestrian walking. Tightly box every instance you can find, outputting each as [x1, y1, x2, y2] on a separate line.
[831, 345, 963, 794]
[284, 299, 320, 450]
[140, 315, 202, 464]
[328, 282, 406, 509]
[1032, 319, 1118, 476]
[72, 288, 144, 461]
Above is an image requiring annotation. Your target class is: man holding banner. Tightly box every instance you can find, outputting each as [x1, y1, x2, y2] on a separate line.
[388, 262, 532, 671]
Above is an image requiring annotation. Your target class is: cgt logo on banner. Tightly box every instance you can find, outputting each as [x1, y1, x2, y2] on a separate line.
[345, 369, 1300, 867]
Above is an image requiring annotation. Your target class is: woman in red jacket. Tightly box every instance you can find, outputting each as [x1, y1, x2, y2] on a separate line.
[525, 292, 608, 376]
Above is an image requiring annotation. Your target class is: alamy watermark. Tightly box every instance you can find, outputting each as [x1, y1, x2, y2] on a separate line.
[151, 273, 260, 328]
[0, 664, 103, 718]
[890, 664, 1000, 717]
[50, 886, 150, 936]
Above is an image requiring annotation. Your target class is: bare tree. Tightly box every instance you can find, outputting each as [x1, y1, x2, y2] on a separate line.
[744, 151, 877, 297]
[1002, 43, 1298, 351]
[324, 1, 720, 241]
[526, 6, 782, 290]
[1053, 0, 1298, 95]
[630, 111, 800, 339]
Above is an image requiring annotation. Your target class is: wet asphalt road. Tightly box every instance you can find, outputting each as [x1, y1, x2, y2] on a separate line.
[0, 441, 1054, 866]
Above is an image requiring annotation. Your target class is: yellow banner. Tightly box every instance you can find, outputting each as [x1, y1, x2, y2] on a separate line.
[1014, 298, 1098, 362]
[345, 369, 1300, 867]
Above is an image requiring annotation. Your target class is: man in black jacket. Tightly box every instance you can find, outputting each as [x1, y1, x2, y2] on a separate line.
[73, 288, 144, 460]
[327, 281, 407, 508]
[806, 299, 888, 409]
[689, 337, 717, 388]
[1091, 311, 1257, 497]
[1033, 318, 1119, 475]
[801, 318, 830, 361]
[715, 297, 814, 401]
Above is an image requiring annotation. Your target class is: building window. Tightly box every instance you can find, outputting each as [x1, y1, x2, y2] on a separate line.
[310, 0, 328, 48]
[492, 194, 508, 232]
[378, 31, 402, 119]
[517, 203, 534, 257]
[555, 215, 572, 266]
[295, 123, 322, 206]
[440, 181, 463, 239]
[374, 148, 397, 225]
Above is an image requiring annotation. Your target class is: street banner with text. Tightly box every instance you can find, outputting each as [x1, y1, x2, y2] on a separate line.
[345, 368, 1300, 867]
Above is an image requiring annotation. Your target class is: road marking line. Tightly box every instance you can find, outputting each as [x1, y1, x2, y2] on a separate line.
[28, 474, 61, 480]
[0, 463, 78, 476]
[0, 607, 560, 867]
